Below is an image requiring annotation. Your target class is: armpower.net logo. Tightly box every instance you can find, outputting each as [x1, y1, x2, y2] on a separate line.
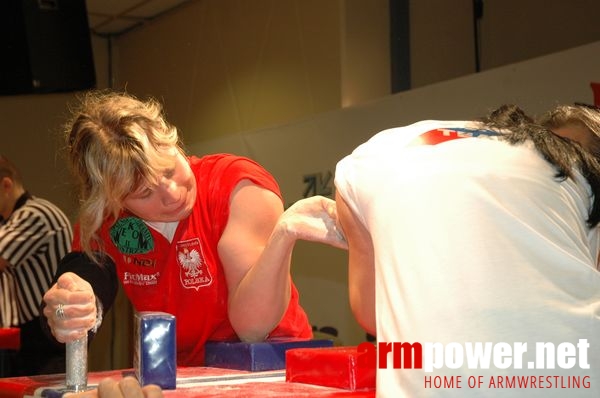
[357, 339, 592, 391]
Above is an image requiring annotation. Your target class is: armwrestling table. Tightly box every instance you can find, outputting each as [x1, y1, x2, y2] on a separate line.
[0, 366, 375, 398]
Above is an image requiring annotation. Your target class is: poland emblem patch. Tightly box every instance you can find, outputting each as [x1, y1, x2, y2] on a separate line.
[176, 238, 212, 290]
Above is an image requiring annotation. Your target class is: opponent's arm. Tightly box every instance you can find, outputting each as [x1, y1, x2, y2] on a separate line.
[335, 191, 376, 335]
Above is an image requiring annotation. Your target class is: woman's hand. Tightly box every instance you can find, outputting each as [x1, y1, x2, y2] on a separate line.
[42, 272, 97, 343]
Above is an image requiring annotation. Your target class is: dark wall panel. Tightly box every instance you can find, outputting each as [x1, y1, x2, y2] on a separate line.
[0, 0, 96, 95]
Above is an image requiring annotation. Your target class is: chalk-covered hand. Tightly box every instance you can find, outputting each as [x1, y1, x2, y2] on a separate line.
[278, 195, 348, 250]
[42, 272, 97, 343]
[64, 377, 164, 398]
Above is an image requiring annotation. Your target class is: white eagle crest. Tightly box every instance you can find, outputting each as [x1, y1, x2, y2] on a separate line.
[178, 248, 203, 278]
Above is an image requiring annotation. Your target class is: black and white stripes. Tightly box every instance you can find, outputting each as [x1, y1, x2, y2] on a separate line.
[0, 196, 72, 325]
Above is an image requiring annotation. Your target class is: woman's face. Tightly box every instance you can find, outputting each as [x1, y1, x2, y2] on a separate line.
[122, 151, 196, 222]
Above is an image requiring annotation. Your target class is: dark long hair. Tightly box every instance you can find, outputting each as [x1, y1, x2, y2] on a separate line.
[480, 104, 600, 228]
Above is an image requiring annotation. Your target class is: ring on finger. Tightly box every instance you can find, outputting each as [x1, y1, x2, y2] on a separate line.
[56, 303, 66, 320]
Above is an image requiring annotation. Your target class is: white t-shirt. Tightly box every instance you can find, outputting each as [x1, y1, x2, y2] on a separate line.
[335, 120, 600, 397]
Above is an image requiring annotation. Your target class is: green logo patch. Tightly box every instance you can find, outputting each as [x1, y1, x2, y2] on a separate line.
[110, 217, 154, 254]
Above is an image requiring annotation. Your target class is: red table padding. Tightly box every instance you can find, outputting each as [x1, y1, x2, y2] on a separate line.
[0, 328, 20, 350]
[0, 366, 375, 398]
[286, 346, 376, 391]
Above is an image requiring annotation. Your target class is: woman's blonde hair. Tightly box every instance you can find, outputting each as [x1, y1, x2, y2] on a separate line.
[65, 90, 182, 260]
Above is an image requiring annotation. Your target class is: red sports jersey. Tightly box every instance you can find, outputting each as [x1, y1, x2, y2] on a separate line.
[73, 154, 312, 366]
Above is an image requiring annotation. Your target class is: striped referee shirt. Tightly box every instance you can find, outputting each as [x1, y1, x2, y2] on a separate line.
[0, 192, 72, 325]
